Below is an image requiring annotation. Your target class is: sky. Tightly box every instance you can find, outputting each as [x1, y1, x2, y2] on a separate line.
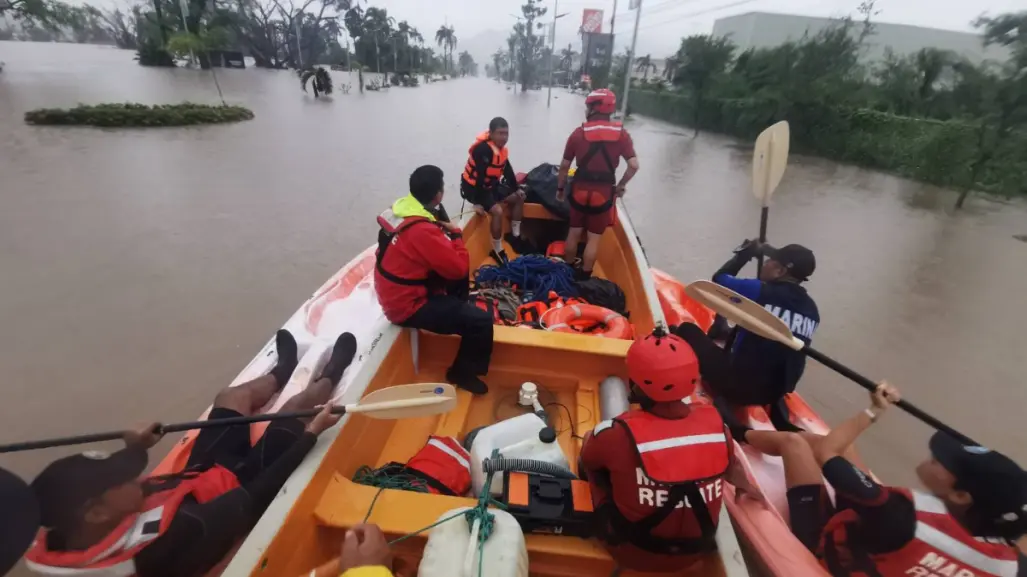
[337, 0, 1026, 59]
[69, 0, 1025, 61]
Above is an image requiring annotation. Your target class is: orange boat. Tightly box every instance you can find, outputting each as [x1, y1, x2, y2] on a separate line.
[141, 200, 842, 577]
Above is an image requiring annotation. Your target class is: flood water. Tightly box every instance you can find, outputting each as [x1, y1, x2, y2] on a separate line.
[3, 41, 1027, 528]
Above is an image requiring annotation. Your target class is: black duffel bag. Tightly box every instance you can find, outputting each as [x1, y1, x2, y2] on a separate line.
[524, 163, 570, 220]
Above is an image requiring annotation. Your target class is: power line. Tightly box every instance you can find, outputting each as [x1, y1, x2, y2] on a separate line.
[633, 0, 761, 32]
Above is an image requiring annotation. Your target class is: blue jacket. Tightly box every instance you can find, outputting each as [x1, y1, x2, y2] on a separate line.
[712, 244, 819, 397]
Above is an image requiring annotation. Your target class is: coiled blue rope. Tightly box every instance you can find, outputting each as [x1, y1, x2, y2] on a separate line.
[475, 255, 578, 303]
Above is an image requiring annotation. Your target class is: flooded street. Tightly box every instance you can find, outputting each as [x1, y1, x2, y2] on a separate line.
[3, 39, 1027, 505]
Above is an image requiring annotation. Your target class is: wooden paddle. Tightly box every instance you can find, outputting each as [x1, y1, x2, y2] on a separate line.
[684, 280, 977, 445]
[752, 121, 790, 271]
[0, 383, 458, 453]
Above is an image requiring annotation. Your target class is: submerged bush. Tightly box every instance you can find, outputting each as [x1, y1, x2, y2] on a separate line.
[24, 103, 255, 128]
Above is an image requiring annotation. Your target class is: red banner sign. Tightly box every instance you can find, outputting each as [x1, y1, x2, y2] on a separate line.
[581, 9, 604, 33]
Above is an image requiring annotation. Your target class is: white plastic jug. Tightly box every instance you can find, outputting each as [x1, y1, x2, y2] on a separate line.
[418, 507, 528, 577]
[468, 413, 571, 497]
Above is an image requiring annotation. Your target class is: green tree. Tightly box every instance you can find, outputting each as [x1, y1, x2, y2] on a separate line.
[673, 34, 735, 135]
[492, 49, 504, 81]
[511, 0, 546, 91]
[435, 24, 456, 73]
[458, 50, 475, 76]
[634, 53, 656, 80]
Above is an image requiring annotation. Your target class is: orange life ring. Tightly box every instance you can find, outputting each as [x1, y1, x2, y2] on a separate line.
[542, 304, 634, 340]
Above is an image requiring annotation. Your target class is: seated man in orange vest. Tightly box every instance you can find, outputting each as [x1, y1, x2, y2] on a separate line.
[737, 382, 1027, 576]
[579, 328, 760, 574]
[24, 330, 358, 577]
[460, 117, 526, 263]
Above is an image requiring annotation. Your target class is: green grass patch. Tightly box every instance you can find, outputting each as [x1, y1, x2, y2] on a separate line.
[24, 103, 255, 128]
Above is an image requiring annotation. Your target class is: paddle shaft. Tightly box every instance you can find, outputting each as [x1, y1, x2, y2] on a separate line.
[803, 346, 977, 446]
[0, 406, 347, 454]
[757, 206, 769, 270]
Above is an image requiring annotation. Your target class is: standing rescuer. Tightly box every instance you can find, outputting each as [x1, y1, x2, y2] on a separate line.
[579, 329, 760, 574]
[460, 117, 526, 263]
[734, 382, 1027, 576]
[375, 165, 493, 395]
[556, 88, 639, 279]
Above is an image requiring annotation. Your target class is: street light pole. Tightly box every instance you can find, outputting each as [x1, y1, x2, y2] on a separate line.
[606, 0, 618, 84]
[547, 0, 559, 108]
[620, 0, 642, 116]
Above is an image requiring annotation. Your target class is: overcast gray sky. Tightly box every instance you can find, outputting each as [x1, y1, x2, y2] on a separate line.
[341, 0, 1023, 59]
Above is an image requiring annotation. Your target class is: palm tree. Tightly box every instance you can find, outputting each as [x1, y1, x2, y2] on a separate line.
[559, 44, 577, 72]
[662, 54, 678, 82]
[364, 7, 394, 74]
[492, 49, 504, 81]
[635, 53, 657, 80]
[435, 25, 456, 73]
[409, 27, 423, 71]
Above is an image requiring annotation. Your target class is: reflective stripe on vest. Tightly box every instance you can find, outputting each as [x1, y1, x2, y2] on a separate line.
[819, 488, 1019, 577]
[582, 120, 623, 142]
[614, 406, 730, 485]
[461, 131, 509, 187]
[25, 467, 240, 576]
[405, 436, 472, 496]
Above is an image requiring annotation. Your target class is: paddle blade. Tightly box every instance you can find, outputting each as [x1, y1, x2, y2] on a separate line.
[347, 383, 457, 420]
[752, 121, 790, 206]
[684, 280, 804, 351]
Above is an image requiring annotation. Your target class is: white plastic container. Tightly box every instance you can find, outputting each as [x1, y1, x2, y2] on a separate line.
[468, 413, 571, 497]
[418, 507, 528, 577]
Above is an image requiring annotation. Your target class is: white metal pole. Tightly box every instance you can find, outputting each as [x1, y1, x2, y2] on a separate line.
[620, 0, 641, 116]
[606, 0, 618, 83]
[178, 0, 195, 66]
[295, 14, 303, 68]
[547, 0, 558, 108]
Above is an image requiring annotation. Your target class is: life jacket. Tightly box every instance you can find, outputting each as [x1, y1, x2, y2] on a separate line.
[818, 489, 1020, 577]
[570, 120, 623, 215]
[470, 294, 509, 326]
[24, 466, 240, 577]
[461, 131, 509, 188]
[376, 209, 445, 287]
[404, 436, 472, 496]
[599, 406, 730, 556]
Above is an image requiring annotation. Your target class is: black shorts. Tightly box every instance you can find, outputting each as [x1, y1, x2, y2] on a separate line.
[460, 181, 513, 211]
[787, 484, 834, 552]
[186, 407, 306, 485]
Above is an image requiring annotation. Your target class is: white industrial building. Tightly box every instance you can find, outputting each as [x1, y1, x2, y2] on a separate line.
[712, 12, 1010, 64]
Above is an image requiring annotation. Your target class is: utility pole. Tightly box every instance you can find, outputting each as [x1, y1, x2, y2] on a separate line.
[605, 0, 618, 85]
[620, 0, 641, 116]
[546, 0, 559, 108]
[178, 0, 195, 66]
[295, 14, 303, 68]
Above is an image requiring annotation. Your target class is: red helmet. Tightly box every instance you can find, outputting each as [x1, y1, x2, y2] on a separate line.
[625, 329, 700, 403]
[585, 88, 617, 115]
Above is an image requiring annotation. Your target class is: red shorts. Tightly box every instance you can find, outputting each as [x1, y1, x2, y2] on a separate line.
[568, 186, 615, 234]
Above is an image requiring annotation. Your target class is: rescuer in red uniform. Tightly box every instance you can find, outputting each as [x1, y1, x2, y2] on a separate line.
[556, 88, 639, 279]
[374, 165, 493, 395]
[23, 330, 357, 577]
[736, 382, 1027, 576]
[579, 328, 760, 573]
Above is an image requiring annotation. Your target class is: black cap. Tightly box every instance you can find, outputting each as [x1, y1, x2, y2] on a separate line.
[930, 432, 1027, 529]
[0, 468, 41, 575]
[764, 244, 816, 281]
[30, 447, 147, 530]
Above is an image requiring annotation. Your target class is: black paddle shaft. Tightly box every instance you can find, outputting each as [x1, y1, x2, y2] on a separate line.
[803, 346, 977, 446]
[0, 406, 348, 454]
[756, 206, 769, 271]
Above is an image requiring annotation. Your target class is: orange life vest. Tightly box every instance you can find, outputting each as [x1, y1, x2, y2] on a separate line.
[24, 466, 240, 577]
[461, 131, 509, 188]
[405, 436, 472, 496]
[818, 488, 1020, 577]
[598, 406, 729, 556]
[570, 120, 623, 214]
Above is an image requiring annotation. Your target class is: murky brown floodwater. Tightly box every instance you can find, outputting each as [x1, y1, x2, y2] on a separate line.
[3, 41, 1027, 547]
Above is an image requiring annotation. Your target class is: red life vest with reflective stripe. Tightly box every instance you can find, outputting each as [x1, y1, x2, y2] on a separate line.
[461, 131, 509, 188]
[405, 436, 472, 496]
[571, 120, 623, 213]
[24, 466, 240, 577]
[615, 406, 730, 484]
[583, 120, 624, 143]
[818, 488, 1020, 577]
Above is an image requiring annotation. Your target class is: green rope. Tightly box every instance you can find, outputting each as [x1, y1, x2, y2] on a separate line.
[360, 450, 506, 577]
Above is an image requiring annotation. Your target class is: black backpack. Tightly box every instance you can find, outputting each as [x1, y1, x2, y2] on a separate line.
[575, 278, 628, 317]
